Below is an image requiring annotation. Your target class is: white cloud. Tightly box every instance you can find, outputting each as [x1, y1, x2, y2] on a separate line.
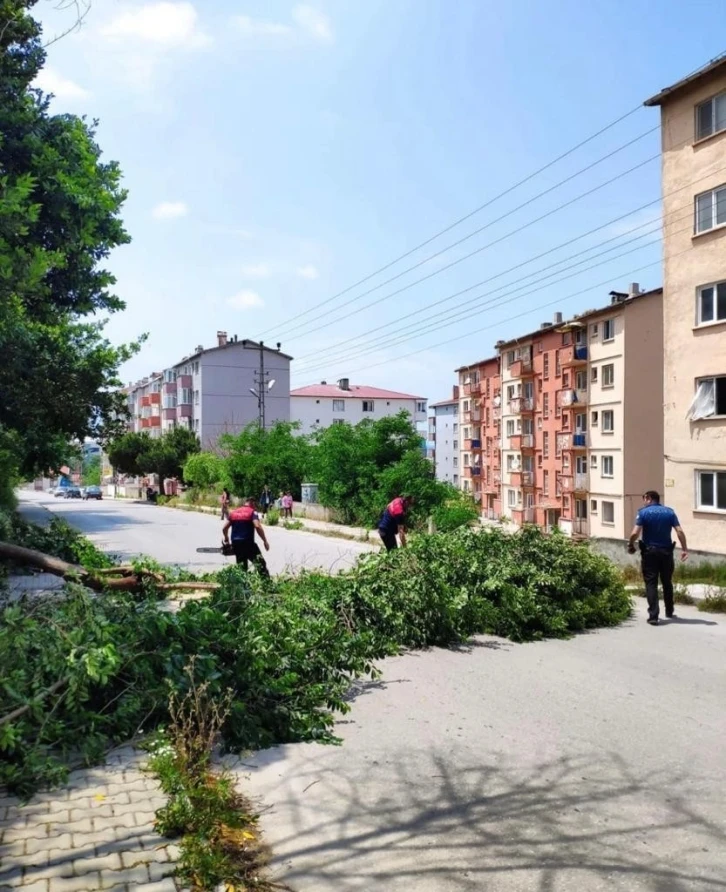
[152, 201, 188, 219]
[234, 15, 291, 36]
[227, 290, 265, 310]
[100, 2, 211, 48]
[34, 67, 90, 100]
[292, 5, 333, 42]
[296, 264, 319, 280]
[240, 263, 271, 278]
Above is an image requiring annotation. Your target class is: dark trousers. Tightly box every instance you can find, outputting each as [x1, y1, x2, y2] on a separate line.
[232, 540, 270, 577]
[379, 530, 398, 552]
[641, 546, 674, 620]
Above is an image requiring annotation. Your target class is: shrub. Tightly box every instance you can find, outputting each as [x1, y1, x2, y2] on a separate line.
[431, 497, 480, 532]
[265, 508, 280, 526]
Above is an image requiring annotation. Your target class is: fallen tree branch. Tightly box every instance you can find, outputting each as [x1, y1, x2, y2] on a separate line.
[0, 678, 67, 727]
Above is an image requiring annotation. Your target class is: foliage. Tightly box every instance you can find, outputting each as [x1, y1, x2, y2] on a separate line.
[183, 453, 224, 489]
[282, 519, 304, 530]
[1, 515, 631, 796]
[107, 428, 200, 481]
[0, 1, 142, 477]
[82, 455, 101, 487]
[221, 422, 309, 501]
[265, 508, 280, 526]
[698, 590, 726, 613]
[0, 509, 112, 569]
[431, 493, 481, 532]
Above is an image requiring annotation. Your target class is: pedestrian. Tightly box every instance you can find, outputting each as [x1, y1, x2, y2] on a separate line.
[627, 490, 688, 625]
[220, 488, 231, 520]
[259, 485, 272, 517]
[222, 498, 271, 577]
[377, 495, 413, 551]
[277, 490, 284, 509]
[282, 491, 293, 519]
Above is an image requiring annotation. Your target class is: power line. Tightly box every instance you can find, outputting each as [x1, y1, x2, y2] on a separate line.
[255, 104, 648, 340]
[271, 127, 660, 342]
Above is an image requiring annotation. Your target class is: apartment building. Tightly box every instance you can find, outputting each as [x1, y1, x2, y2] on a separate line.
[456, 356, 501, 518]
[645, 57, 726, 555]
[291, 379, 427, 435]
[496, 289, 663, 539]
[125, 333, 291, 447]
[429, 386, 460, 484]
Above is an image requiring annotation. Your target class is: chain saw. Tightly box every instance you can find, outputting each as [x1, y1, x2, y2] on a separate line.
[196, 542, 235, 556]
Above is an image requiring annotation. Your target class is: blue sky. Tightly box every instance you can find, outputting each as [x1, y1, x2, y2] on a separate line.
[35, 0, 726, 403]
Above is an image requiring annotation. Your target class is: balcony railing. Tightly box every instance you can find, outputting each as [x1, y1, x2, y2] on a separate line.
[557, 432, 588, 451]
[560, 473, 588, 492]
[509, 433, 535, 450]
[558, 389, 588, 407]
[464, 438, 482, 451]
[485, 509, 499, 521]
[466, 466, 482, 477]
[510, 357, 534, 378]
[561, 345, 588, 367]
[513, 507, 536, 524]
[510, 469, 534, 487]
[469, 380, 482, 395]
[509, 397, 534, 414]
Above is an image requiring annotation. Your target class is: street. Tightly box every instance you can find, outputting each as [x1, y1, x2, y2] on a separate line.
[16, 492, 726, 891]
[20, 491, 374, 574]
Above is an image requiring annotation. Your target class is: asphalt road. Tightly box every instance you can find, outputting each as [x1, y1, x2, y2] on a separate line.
[19, 492, 726, 891]
[19, 491, 373, 574]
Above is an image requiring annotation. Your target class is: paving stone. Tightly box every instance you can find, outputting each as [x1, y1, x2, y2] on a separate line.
[47, 872, 102, 892]
[18, 880, 49, 892]
[72, 853, 124, 876]
[0, 865, 23, 885]
[147, 860, 175, 882]
[70, 805, 115, 823]
[0, 839, 26, 859]
[141, 875, 178, 891]
[98, 865, 149, 887]
[26, 832, 72, 856]
[50, 819, 93, 838]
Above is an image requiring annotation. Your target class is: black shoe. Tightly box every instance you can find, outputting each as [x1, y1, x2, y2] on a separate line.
[647, 618, 659, 625]
[666, 612, 676, 619]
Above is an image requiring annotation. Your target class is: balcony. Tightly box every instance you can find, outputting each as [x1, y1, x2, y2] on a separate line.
[492, 406, 501, 420]
[560, 473, 588, 493]
[469, 380, 482, 395]
[466, 466, 482, 478]
[149, 392, 161, 405]
[462, 410, 481, 424]
[141, 395, 151, 408]
[571, 518, 589, 539]
[509, 433, 535, 451]
[464, 437, 482, 451]
[140, 417, 151, 429]
[557, 432, 587, 451]
[178, 374, 193, 389]
[163, 380, 177, 394]
[513, 507, 536, 524]
[509, 469, 534, 487]
[149, 415, 161, 427]
[560, 345, 588, 367]
[558, 389, 588, 407]
[484, 508, 499, 521]
[163, 407, 177, 421]
[177, 404, 192, 419]
[510, 357, 534, 378]
[509, 397, 534, 415]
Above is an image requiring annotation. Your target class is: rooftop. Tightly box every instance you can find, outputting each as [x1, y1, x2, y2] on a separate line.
[429, 397, 459, 409]
[454, 355, 499, 373]
[291, 383, 426, 400]
[644, 53, 726, 106]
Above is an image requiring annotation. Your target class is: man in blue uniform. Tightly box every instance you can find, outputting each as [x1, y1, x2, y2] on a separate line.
[627, 490, 688, 625]
[222, 498, 271, 577]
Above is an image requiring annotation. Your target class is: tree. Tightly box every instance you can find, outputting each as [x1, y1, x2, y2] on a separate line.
[82, 454, 101, 487]
[107, 429, 200, 481]
[0, 0, 142, 489]
[183, 453, 224, 489]
[221, 422, 310, 501]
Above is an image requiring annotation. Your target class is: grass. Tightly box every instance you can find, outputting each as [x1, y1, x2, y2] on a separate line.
[622, 560, 726, 587]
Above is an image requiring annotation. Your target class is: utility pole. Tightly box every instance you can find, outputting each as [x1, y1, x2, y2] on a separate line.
[253, 340, 270, 430]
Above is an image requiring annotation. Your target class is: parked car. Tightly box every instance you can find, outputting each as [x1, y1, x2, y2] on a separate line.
[83, 485, 103, 501]
[64, 486, 82, 499]
[54, 487, 68, 497]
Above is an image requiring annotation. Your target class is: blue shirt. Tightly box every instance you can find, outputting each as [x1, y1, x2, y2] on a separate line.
[635, 504, 679, 548]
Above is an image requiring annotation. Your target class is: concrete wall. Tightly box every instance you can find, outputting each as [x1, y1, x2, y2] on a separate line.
[200, 344, 290, 447]
[659, 73, 726, 554]
[292, 396, 426, 435]
[590, 536, 726, 569]
[433, 402, 459, 484]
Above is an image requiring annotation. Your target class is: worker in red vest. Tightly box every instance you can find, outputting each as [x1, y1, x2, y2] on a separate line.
[377, 495, 412, 551]
[222, 498, 271, 577]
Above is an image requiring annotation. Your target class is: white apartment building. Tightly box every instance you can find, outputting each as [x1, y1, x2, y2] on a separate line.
[429, 388, 460, 484]
[291, 379, 427, 435]
[125, 333, 292, 448]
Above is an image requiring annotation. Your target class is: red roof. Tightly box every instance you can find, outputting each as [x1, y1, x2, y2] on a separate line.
[291, 384, 426, 400]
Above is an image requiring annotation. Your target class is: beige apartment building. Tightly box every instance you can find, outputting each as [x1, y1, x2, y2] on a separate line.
[646, 57, 726, 555]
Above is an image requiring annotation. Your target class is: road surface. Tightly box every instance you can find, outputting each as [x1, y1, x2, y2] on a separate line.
[18, 492, 726, 891]
[19, 491, 374, 574]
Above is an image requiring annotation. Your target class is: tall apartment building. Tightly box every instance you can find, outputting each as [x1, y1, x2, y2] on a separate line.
[645, 57, 726, 555]
[457, 356, 501, 518]
[125, 333, 291, 448]
[429, 386, 460, 484]
[459, 289, 663, 538]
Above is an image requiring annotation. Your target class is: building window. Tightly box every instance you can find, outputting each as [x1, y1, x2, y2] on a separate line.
[506, 350, 515, 367]
[543, 392, 549, 418]
[697, 470, 726, 512]
[180, 388, 193, 405]
[332, 418, 345, 425]
[464, 454, 470, 467]
[592, 410, 599, 426]
[453, 474, 458, 484]
[543, 470, 549, 496]
[507, 489, 516, 508]
[695, 185, 726, 233]
[194, 418, 199, 431]
[576, 370, 587, 391]
[555, 350, 561, 376]
[333, 399, 345, 412]
[543, 353, 550, 379]
[506, 419, 515, 437]
[416, 401, 426, 412]
[590, 499, 598, 513]
[453, 456, 458, 468]
[194, 390, 200, 405]
[453, 422, 458, 434]
[697, 281, 726, 325]
[575, 498, 587, 519]
[591, 367, 598, 383]
[563, 495, 570, 511]
[601, 456, 614, 478]
[362, 400, 375, 412]
[696, 92, 726, 141]
[603, 319, 615, 341]
[453, 440, 459, 450]
[543, 431, 549, 458]
[194, 362, 200, 374]
[590, 323, 599, 339]
[591, 455, 597, 468]
[602, 364, 615, 387]
[602, 501, 615, 524]
[602, 410, 614, 433]
[687, 377, 726, 420]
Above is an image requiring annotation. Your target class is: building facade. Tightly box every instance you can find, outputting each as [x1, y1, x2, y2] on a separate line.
[429, 387, 460, 484]
[645, 57, 726, 555]
[457, 356, 502, 518]
[125, 333, 292, 448]
[291, 379, 427, 435]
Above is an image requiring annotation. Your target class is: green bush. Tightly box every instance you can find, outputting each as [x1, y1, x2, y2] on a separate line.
[0, 511, 112, 569]
[431, 497, 480, 532]
[265, 508, 280, 526]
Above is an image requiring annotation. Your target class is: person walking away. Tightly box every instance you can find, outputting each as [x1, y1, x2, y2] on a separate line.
[222, 498, 271, 577]
[628, 490, 688, 625]
[259, 485, 272, 517]
[220, 488, 231, 520]
[378, 495, 412, 551]
[282, 491, 293, 519]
